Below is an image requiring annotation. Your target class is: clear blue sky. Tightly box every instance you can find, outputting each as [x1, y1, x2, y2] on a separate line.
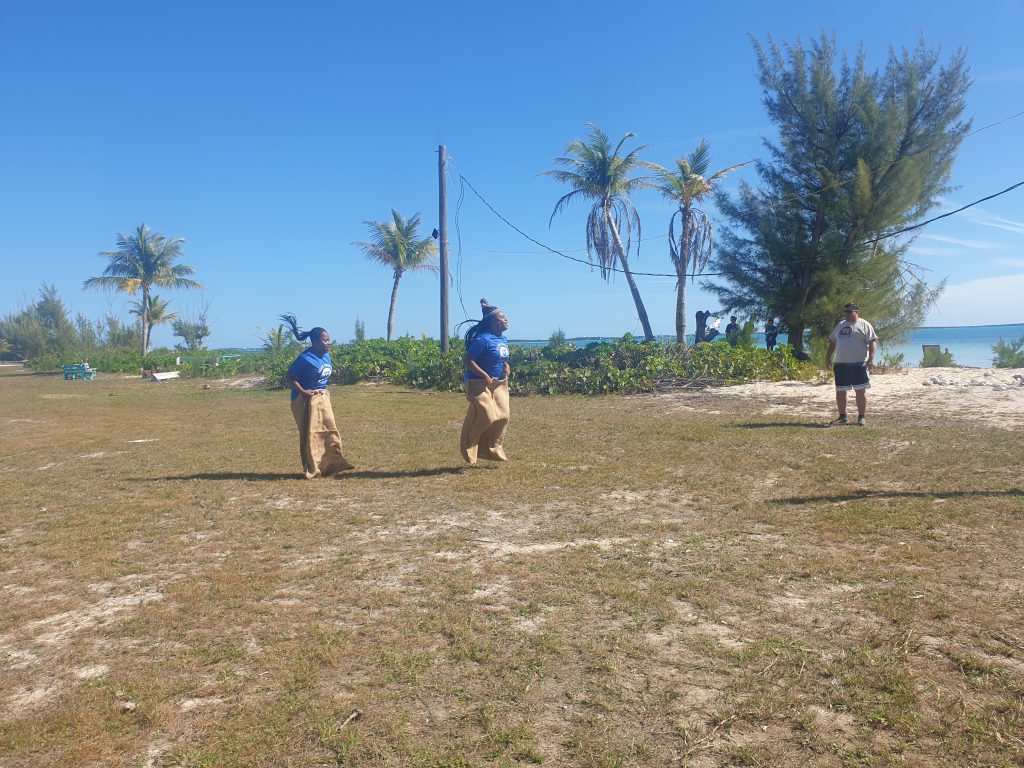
[2, 0, 1022, 348]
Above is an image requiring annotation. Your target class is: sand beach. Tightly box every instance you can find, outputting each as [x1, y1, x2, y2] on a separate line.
[661, 367, 1024, 431]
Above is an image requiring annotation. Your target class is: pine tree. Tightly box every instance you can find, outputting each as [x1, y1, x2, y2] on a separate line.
[708, 34, 970, 351]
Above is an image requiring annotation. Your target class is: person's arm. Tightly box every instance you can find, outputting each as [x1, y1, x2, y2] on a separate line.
[825, 339, 837, 368]
[465, 357, 495, 385]
[285, 357, 314, 398]
[866, 338, 877, 368]
[286, 373, 313, 398]
[501, 361, 510, 380]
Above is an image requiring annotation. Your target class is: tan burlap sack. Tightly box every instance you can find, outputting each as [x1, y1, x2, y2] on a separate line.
[290, 389, 354, 479]
[460, 378, 510, 465]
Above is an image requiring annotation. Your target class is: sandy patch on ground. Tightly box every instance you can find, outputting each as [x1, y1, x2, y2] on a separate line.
[673, 367, 1024, 430]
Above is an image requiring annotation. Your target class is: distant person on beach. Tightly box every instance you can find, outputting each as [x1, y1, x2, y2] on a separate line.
[764, 319, 779, 351]
[460, 298, 511, 466]
[725, 316, 740, 346]
[825, 303, 877, 427]
[281, 313, 355, 478]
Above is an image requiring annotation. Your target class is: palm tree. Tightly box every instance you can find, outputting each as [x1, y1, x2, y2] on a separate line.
[128, 294, 177, 356]
[263, 323, 297, 353]
[84, 224, 203, 358]
[354, 210, 438, 341]
[543, 124, 656, 341]
[652, 140, 748, 345]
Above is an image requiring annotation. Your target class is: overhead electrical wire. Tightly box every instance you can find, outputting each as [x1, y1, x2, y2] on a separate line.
[448, 108, 1024, 278]
[457, 170, 1024, 278]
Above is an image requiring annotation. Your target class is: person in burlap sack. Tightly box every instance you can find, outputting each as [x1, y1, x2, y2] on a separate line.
[281, 313, 355, 478]
[460, 299, 511, 465]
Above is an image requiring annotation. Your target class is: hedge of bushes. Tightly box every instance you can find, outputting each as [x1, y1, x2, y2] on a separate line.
[327, 336, 815, 395]
[27, 337, 816, 395]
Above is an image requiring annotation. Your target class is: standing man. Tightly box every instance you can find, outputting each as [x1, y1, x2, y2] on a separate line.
[764, 319, 779, 352]
[725, 316, 740, 346]
[825, 303, 877, 426]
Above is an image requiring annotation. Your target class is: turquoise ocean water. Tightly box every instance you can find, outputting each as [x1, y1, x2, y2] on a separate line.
[512, 323, 1024, 368]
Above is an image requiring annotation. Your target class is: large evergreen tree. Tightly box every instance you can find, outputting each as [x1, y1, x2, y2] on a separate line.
[708, 34, 970, 351]
[0, 284, 77, 360]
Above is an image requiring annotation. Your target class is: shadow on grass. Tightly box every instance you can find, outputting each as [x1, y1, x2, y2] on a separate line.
[737, 421, 827, 429]
[145, 467, 466, 482]
[771, 489, 1024, 505]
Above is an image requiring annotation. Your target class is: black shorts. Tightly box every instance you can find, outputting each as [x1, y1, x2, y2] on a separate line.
[833, 363, 870, 391]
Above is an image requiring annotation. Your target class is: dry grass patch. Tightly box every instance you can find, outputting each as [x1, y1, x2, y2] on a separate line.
[1, 366, 1022, 766]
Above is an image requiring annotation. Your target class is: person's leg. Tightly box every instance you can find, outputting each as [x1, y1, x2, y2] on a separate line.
[855, 389, 867, 418]
[835, 389, 848, 416]
[461, 380, 497, 465]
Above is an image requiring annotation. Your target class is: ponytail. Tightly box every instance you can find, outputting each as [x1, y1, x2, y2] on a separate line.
[279, 313, 325, 345]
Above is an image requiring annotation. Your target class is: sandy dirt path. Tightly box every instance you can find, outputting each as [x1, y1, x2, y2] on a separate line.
[658, 367, 1024, 430]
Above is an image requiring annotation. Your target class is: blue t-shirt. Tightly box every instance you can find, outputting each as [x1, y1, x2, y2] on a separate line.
[287, 349, 333, 400]
[465, 332, 510, 381]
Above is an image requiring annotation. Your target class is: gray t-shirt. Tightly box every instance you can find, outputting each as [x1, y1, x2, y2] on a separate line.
[830, 318, 877, 364]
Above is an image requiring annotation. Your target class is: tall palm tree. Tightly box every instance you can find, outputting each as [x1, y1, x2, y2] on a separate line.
[128, 294, 177, 356]
[543, 124, 656, 341]
[84, 224, 203, 358]
[354, 210, 438, 341]
[652, 140, 749, 345]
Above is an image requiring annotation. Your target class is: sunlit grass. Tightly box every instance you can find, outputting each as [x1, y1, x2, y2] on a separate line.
[1, 366, 1022, 766]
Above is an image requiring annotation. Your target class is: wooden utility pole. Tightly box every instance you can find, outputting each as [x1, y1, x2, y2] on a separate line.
[438, 145, 450, 354]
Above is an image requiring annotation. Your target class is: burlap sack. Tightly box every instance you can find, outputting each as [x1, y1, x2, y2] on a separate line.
[290, 389, 354, 479]
[460, 378, 510, 464]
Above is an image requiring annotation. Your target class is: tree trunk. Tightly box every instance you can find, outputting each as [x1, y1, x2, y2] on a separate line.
[605, 210, 654, 341]
[789, 322, 806, 357]
[793, 201, 828, 354]
[675, 210, 693, 346]
[141, 287, 150, 358]
[386, 273, 401, 341]
[675, 276, 687, 346]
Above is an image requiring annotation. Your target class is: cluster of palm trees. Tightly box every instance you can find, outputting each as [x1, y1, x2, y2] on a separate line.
[546, 124, 747, 345]
[85, 127, 743, 356]
[356, 127, 747, 348]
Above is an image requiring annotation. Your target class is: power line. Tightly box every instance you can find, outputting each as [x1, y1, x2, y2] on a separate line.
[455, 108, 1024, 263]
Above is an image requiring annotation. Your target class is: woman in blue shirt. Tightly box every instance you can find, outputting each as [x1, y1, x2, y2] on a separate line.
[460, 299, 511, 465]
[281, 313, 354, 478]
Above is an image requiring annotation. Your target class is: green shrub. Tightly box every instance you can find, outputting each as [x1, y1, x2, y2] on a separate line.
[879, 351, 906, 368]
[22, 335, 816, 394]
[992, 336, 1024, 368]
[548, 328, 567, 348]
[921, 347, 955, 367]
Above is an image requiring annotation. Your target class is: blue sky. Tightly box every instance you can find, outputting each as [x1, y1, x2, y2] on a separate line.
[2, 0, 1022, 348]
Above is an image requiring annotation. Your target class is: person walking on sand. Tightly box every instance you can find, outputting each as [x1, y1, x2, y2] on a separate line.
[281, 313, 355, 478]
[825, 303, 877, 427]
[460, 299, 511, 466]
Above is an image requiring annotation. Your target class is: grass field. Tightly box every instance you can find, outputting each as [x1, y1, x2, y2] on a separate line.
[1, 366, 1022, 767]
